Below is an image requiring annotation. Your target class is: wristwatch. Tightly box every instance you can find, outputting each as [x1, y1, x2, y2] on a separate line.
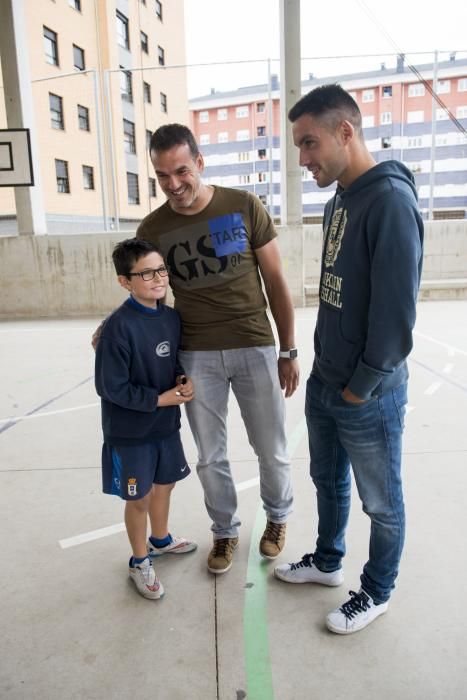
[279, 348, 298, 359]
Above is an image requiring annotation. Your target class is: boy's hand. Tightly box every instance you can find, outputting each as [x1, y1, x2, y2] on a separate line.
[91, 321, 104, 351]
[176, 375, 194, 398]
[158, 379, 195, 407]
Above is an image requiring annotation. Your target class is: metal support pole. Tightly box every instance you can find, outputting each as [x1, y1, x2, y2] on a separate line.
[428, 50, 439, 220]
[104, 69, 120, 230]
[92, 70, 108, 231]
[267, 59, 274, 217]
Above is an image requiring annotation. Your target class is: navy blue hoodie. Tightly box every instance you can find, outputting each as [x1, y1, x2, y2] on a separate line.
[95, 298, 184, 445]
[313, 160, 424, 399]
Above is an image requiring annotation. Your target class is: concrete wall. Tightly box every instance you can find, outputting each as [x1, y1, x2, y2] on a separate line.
[0, 221, 466, 318]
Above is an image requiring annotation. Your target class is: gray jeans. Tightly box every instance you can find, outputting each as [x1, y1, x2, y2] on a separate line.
[178, 346, 293, 539]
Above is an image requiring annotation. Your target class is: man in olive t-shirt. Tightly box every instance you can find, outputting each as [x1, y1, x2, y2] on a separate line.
[137, 124, 299, 575]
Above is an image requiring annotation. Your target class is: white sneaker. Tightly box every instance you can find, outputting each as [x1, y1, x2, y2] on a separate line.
[274, 553, 343, 586]
[326, 589, 388, 634]
[128, 557, 164, 600]
[147, 535, 198, 557]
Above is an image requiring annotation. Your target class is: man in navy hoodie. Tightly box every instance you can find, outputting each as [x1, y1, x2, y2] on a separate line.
[274, 84, 424, 634]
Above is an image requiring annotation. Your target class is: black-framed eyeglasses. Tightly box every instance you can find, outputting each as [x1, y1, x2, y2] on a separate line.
[127, 266, 168, 281]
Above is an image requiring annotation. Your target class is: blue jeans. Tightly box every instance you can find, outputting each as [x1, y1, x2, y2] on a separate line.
[179, 347, 293, 539]
[305, 374, 407, 604]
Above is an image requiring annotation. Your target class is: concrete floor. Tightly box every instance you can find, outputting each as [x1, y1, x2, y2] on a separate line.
[0, 301, 466, 700]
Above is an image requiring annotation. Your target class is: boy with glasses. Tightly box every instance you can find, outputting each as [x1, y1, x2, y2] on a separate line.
[95, 238, 197, 599]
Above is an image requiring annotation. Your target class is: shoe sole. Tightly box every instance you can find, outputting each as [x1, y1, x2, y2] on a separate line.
[274, 569, 344, 586]
[259, 551, 281, 560]
[326, 607, 387, 634]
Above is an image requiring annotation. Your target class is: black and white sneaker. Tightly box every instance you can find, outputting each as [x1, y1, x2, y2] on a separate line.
[326, 589, 388, 634]
[274, 553, 343, 586]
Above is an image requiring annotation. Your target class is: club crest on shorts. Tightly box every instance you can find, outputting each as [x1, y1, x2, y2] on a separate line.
[156, 341, 170, 357]
[127, 478, 138, 496]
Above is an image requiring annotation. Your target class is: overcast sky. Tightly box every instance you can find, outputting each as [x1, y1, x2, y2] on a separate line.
[183, 0, 467, 97]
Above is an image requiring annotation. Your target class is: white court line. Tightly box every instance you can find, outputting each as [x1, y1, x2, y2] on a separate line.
[443, 363, 454, 374]
[0, 326, 97, 333]
[424, 381, 443, 396]
[413, 330, 467, 357]
[59, 475, 261, 549]
[0, 402, 100, 424]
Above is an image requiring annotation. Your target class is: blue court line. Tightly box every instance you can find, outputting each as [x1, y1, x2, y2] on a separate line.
[0, 376, 94, 435]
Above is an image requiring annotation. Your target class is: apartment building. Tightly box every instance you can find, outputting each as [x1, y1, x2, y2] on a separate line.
[0, 0, 188, 232]
[189, 56, 467, 221]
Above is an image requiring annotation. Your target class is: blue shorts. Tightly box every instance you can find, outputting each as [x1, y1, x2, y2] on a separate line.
[102, 431, 190, 501]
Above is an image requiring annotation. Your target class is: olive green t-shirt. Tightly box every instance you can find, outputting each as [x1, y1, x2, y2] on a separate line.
[136, 186, 276, 351]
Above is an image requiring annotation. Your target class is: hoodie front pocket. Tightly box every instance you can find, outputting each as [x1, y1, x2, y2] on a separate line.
[316, 306, 362, 369]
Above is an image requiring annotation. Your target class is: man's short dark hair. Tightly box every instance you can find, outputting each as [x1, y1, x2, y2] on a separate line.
[149, 123, 200, 159]
[112, 238, 163, 277]
[288, 84, 362, 137]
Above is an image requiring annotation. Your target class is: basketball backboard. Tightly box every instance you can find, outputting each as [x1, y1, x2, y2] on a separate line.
[0, 128, 34, 187]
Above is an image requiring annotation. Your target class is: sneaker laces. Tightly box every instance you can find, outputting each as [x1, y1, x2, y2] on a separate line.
[212, 538, 234, 558]
[136, 559, 156, 588]
[264, 521, 286, 544]
[290, 553, 314, 570]
[340, 590, 370, 620]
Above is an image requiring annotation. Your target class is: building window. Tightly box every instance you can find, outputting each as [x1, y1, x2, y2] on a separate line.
[257, 126, 266, 137]
[155, 0, 163, 21]
[408, 83, 425, 97]
[382, 85, 392, 98]
[78, 104, 90, 131]
[236, 129, 249, 141]
[199, 111, 209, 123]
[381, 136, 392, 149]
[362, 89, 375, 102]
[258, 172, 267, 182]
[69, 0, 81, 10]
[55, 159, 70, 193]
[127, 172, 140, 204]
[457, 105, 467, 119]
[116, 11, 130, 50]
[380, 112, 392, 125]
[436, 108, 449, 121]
[43, 26, 59, 66]
[238, 152, 250, 162]
[158, 45, 165, 66]
[239, 174, 250, 184]
[407, 110, 424, 123]
[407, 162, 422, 174]
[199, 134, 210, 145]
[73, 44, 85, 71]
[236, 105, 249, 118]
[258, 148, 267, 159]
[146, 129, 152, 151]
[437, 80, 450, 94]
[123, 119, 136, 154]
[120, 68, 133, 102]
[458, 78, 467, 92]
[140, 31, 148, 53]
[82, 165, 94, 190]
[257, 102, 265, 113]
[217, 108, 228, 121]
[49, 93, 64, 129]
[362, 115, 374, 128]
[435, 134, 448, 147]
[259, 194, 267, 205]
[218, 131, 228, 143]
[160, 92, 167, 113]
[149, 177, 157, 197]
[143, 82, 152, 103]
[407, 136, 423, 148]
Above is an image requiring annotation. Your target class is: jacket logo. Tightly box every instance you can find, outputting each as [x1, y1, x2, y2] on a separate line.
[156, 341, 170, 357]
[324, 208, 347, 268]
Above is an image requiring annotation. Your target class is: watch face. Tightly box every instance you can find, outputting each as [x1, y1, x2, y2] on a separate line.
[290, 348, 298, 359]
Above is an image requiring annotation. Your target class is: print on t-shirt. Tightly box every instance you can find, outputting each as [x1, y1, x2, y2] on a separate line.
[161, 213, 253, 290]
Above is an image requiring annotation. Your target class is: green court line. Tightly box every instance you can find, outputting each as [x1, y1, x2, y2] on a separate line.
[244, 417, 307, 700]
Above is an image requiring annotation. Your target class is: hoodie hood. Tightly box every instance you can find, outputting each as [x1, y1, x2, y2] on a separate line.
[338, 160, 418, 201]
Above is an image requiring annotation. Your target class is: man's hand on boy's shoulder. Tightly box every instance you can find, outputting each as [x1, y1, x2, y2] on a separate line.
[157, 376, 195, 407]
[91, 320, 105, 351]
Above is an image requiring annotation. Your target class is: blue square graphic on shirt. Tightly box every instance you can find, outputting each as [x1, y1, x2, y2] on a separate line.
[208, 213, 247, 256]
